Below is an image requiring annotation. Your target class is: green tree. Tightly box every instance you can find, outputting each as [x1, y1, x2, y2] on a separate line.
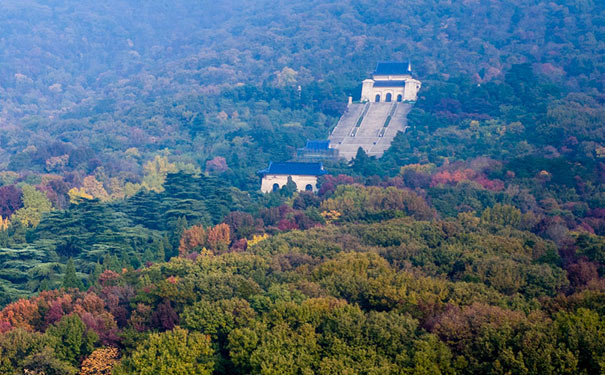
[408, 334, 454, 375]
[182, 298, 255, 341]
[0, 328, 53, 374]
[62, 258, 84, 290]
[555, 308, 605, 374]
[480, 204, 522, 228]
[576, 234, 605, 273]
[115, 327, 214, 375]
[229, 323, 319, 375]
[23, 346, 78, 375]
[45, 314, 98, 366]
[279, 176, 298, 197]
[87, 262, 103, 287]
[351, 147, 382, 176]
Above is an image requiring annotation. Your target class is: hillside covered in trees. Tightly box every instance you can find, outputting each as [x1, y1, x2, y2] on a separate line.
[0, 0, 603, 374]
[0, 0, 603, 188]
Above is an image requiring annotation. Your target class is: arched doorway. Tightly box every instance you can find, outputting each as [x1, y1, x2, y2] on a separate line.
[305, 184, 313, 191]
[385, 93, 392, 102]
[375, 94, 381, 102]
[397, 94, 403, 102]
[272, 183, 280, 192]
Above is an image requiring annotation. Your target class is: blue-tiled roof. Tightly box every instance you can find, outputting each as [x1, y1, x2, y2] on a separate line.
[374, 62, 411, 75]
[259, 162, 326, 176]
[305, 140, 330, 150]
[373, 80, 406, 87]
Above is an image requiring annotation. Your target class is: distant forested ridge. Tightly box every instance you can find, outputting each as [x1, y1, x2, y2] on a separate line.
[0, 0, 603, 182]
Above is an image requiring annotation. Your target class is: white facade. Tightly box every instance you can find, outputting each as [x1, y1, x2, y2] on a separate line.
[260, 174, 319, 193]
[361, 74, 422, 103]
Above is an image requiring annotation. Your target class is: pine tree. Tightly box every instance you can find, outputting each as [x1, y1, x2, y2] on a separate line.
[280, 176, 298, 197]
[351, 147, 377, 176]
[88, 263, 103, 287]
[62, 258, 84, 290]
[142, 247, 155, 265]
[157, 238, 166, 262]
[169, 216, 188, 258]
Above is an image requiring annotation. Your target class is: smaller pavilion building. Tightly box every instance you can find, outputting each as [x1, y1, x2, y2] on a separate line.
[361, 61, 422, 103]
[259, 162, 326, 193]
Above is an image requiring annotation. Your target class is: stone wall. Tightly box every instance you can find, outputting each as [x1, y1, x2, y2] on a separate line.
[260, 174, 319, 193]
[361, 77, 422, 102]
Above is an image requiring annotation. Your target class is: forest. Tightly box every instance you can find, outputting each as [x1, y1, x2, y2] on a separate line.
[0, 0, 603, 374]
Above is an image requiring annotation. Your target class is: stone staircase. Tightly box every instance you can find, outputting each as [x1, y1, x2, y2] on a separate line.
[329, 103, 366, 144]
[329, 102, 411, 160]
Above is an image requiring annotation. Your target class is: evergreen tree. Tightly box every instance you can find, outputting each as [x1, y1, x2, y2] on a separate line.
[115, 190, 164, 230]
[46, 314, 98, 366]
[159, 236, 170, 261]
[161, 172, 232, 226]
[62, 258, 84, 290]
[142, 247, 155, 265]
[351, 147, 382, 176]
[88, 263, 103, 287]
[280, 176, 298, 197]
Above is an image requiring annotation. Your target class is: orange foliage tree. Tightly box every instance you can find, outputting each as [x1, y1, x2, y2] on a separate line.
[179, 223, 231, 256]
[0, 298, 40, 331]
[179, 225, 206, 256]
[206, 223, 230, 254]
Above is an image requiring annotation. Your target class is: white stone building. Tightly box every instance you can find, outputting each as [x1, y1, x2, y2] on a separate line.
[259, 162, 326, 193]
[361, 62, 422, 103]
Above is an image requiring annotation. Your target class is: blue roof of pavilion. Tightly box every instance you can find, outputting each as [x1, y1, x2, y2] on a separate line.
[374, 62, 411, 75]
[258, 162, 326, 176]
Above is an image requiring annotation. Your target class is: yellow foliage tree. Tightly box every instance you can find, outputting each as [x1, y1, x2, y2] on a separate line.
[0, 216, 9, 231]
[68, 187, 93, 204]
[82, 175, 110, 201]
[125, 147, 141, 158]
[320, 210, 342, 224]
[142, 155, 178, 193]
[45, 154, 69, 172]
[247, 233, 269, 247]
[0, 171, 19, 185]
[80, 347, 120, 375]
[141, 155, 201, 193]
[124, 182, 142, 198]
[107, 177, 125, 200]
[400, 163, 436, 175]
[12, 185, 53, 227]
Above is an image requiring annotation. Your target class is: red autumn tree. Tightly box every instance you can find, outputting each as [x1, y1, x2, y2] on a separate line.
[0, 185, 23, 217]
[205, 156, 228, 174]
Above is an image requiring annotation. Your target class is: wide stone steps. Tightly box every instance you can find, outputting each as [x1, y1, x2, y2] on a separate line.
[329, 102, 411, 160]
[329, 103, 366, 143]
